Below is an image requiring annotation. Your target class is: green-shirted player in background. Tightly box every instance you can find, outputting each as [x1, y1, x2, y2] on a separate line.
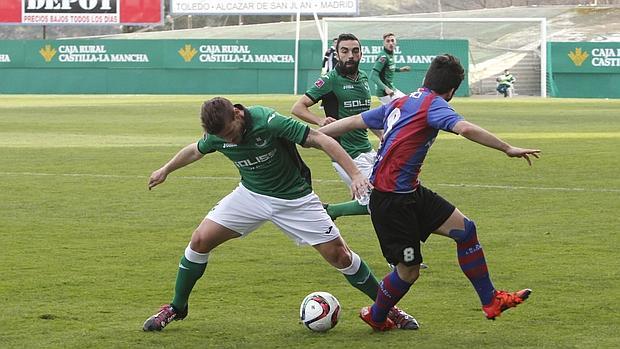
[143, 97, 419, 331]
[370, 32, 412, 105]
[292, 33, 378, 221]
[293, 33, 428, 270]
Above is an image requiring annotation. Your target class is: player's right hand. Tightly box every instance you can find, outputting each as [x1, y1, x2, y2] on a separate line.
[505, 147, 541, 166]
[349, 173, 373, 202]
[148, 168, 168, 190]
[385, 88, 394, 96]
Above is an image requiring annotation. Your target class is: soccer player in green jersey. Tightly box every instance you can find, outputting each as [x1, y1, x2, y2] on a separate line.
[292, 33, 378, 220]
[370, 32, 412, 105]
[142, 97, 419, 331]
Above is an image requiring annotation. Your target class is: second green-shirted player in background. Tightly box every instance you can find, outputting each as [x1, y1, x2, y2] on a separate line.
[370, 32, 412, 105]
[292, 33, 378, 220]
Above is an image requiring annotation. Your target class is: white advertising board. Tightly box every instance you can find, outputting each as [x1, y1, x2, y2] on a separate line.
[171, 0, 358, 15]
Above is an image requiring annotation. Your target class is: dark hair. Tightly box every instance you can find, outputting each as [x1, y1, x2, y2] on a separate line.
[200, 97, 235, 134]
[422, 54, 465, 94]
[336, 33, 360, 51]
[383, 32, 395, 39]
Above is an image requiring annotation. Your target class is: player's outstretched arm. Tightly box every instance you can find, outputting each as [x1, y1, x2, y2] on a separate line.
[303, 128, 372, 199]
[148, 143, 204, 190]
[452, 120, 541, 166]
[291, 95, 336, 126]
[318, 114, 367, 138]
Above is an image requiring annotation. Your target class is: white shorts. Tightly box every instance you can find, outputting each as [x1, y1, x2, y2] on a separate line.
[378, 89, 406, 105]
[331, 150, 376, 205]
[206, 183, 340, 246]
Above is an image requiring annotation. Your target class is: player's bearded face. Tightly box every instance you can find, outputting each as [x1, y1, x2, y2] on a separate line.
[337, 40, 362, 75]
[340, 58, 360, 74]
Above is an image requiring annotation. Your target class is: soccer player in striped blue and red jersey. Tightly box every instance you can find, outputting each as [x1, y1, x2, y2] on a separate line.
[319, 54, 541, 330]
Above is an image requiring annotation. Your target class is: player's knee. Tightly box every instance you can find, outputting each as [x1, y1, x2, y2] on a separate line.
[448, 218, 477, 243]
[190, 230, 213, 253]
[321, 243, 352, 269]
[316, 237, 350, 267]
[331, 247, 353, 269]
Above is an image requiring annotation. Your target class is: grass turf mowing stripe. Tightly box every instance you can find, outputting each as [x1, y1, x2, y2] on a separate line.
[2, 171, 618, 193]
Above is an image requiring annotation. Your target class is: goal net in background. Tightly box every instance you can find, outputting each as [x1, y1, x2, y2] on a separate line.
[323, 17, 547, 97]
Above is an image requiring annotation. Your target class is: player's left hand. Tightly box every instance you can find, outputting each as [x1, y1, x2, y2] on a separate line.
[349, 174, 373, 201]
[321, 117, 338, 126]
[506, 147, 541, 166]
[400, 66, 411, 72]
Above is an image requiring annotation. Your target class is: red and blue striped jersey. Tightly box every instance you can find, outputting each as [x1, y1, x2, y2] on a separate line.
[361, 88, 463, 193]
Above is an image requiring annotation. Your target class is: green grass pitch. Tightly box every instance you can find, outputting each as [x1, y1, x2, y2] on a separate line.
[1, 95, 619, 348]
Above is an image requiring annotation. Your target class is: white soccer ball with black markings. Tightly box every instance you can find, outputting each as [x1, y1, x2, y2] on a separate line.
[299, 291, 341, 332]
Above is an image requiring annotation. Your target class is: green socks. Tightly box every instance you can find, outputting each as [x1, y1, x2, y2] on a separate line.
[171, 256, 207, 311]
[326, 200, 369, 220]
[343, 259, 379, 301]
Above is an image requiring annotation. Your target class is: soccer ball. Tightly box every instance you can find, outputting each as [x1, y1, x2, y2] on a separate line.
[299, 291, 341, 332]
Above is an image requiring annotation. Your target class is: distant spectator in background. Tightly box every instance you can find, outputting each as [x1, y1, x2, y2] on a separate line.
[370, 33, 411, 105]
[321, 38, 339, 75]
[496, 69, 516, 98]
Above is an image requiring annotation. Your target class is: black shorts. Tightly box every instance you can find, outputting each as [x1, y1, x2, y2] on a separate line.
[368, 186, 455, 266]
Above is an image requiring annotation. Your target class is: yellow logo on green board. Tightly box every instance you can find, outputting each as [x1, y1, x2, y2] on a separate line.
[178, 44, 197, 62]
[568, 48, 589, 66]
[39, 45, 57, 62]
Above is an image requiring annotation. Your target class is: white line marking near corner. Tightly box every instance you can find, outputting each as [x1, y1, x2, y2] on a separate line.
[0, 172, 618, 193]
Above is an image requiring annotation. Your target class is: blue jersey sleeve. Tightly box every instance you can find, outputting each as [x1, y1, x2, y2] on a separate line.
[427, 97, 464, 132]
[361, 104, 388, 130]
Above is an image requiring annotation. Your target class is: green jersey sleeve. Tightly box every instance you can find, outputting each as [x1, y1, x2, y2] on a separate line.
[371, 54, 390, 93]
[196, 134, 217, 154]
[372, 54, 388, 73]
[265, 110, 310, 145]
[304, 74, 334, 103]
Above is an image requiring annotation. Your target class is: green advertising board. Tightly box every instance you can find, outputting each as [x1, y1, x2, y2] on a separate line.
[0, 39, 468, 95]
[548, 42, 620, 98]
[357, 39, 469, 97]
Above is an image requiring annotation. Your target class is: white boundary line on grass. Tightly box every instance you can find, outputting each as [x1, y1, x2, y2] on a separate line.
[1, 171, 619, 193]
